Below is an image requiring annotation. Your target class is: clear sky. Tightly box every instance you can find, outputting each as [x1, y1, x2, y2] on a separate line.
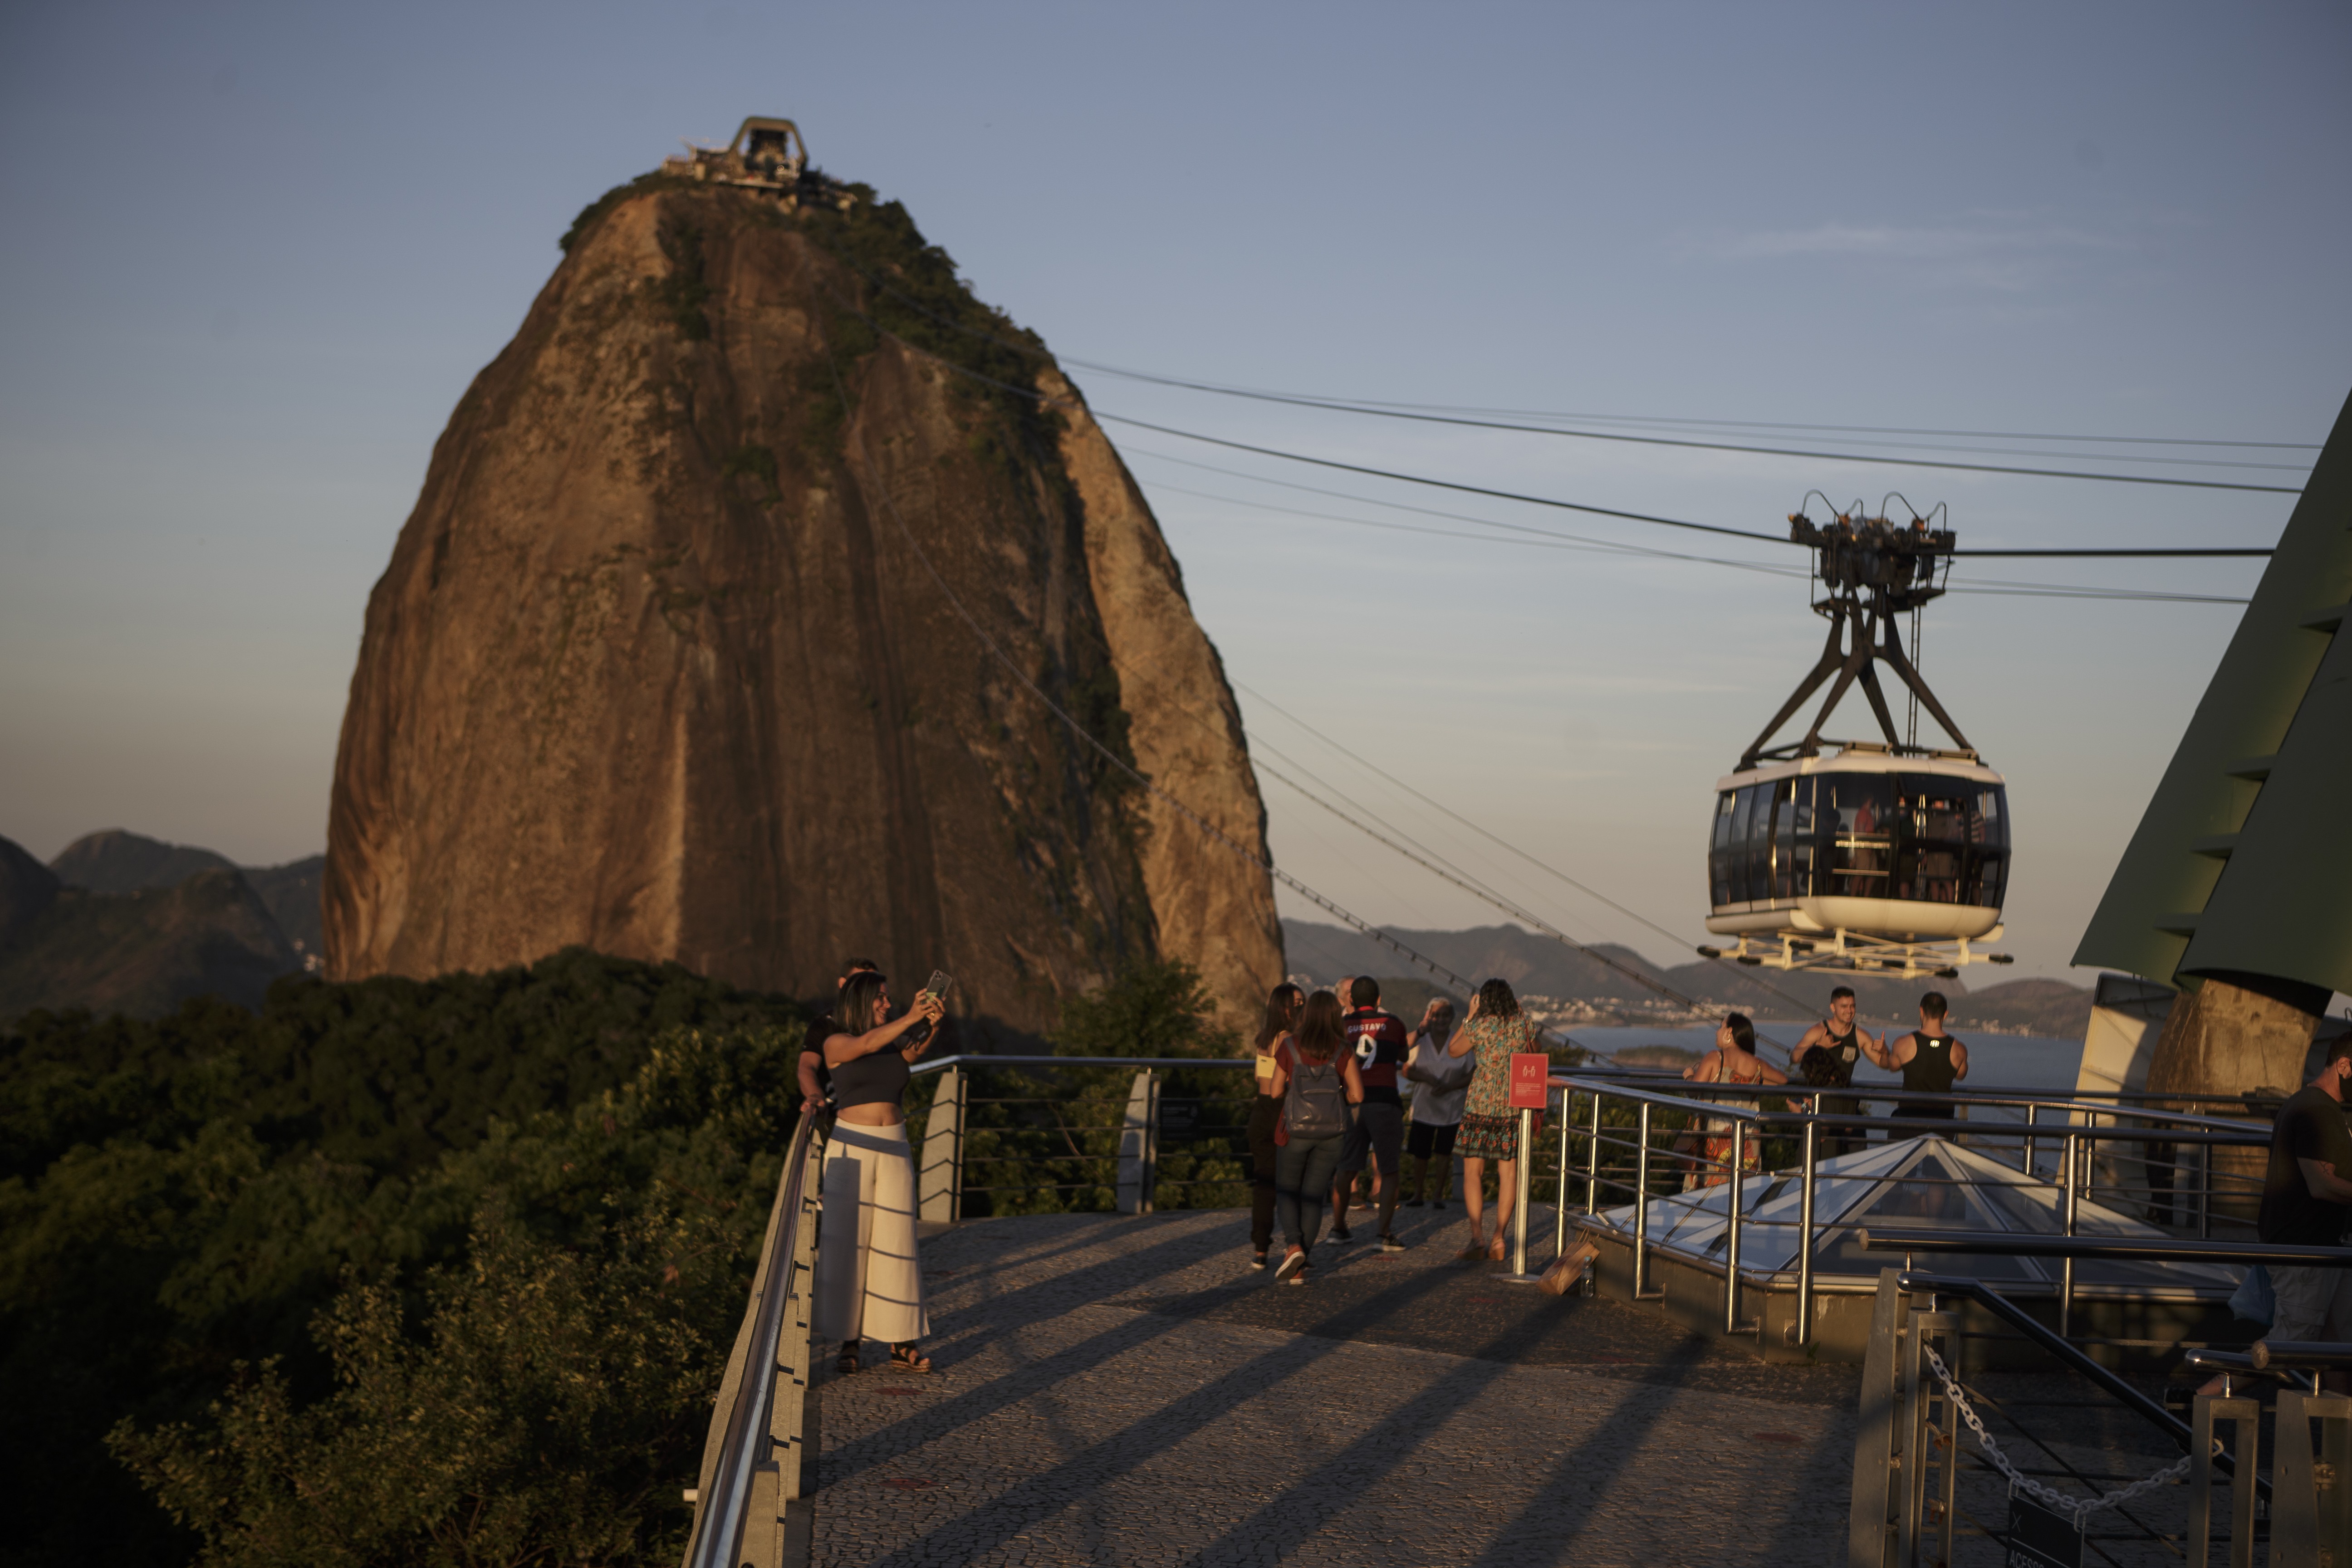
[1, 2, 2346, 981]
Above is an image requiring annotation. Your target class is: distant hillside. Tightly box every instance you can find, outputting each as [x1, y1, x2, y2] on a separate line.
[243, 853, 325, 959]
[0, 855, 296, 1019]
[48, 828, 235, 892]
[1281, 919, 2100, 1036]
[0, 832, 332, 1021]
[1944, 978, 2097, 1038]
[1283, 919, 1982, 1023]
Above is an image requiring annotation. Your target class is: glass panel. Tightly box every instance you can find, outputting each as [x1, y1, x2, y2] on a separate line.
[1976, 786, 2009, 850]
[1819, 773, 1893, 897]
[1771, 778, 1813, 899]
[1709, 791, 1737, 908]
[1896, 774, 1973, 903]
[1745, 782, 1776, 901]
[1972, 851, 2008, 909]
[1728, 785, 1757, 902]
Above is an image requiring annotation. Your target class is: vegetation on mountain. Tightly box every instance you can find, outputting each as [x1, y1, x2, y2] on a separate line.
[5, 948, 1249, 1564]
[0, 949, 804, 1568]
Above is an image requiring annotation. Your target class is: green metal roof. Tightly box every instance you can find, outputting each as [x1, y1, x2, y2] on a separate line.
[2073, 387, 2352, 998]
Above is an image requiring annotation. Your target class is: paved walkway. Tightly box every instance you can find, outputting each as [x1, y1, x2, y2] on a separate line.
[810, 1204, 1866, 1567]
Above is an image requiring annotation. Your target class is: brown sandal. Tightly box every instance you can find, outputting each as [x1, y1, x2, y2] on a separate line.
[837, 1343, 862, 1375]
[889, 1343, 934, 1374]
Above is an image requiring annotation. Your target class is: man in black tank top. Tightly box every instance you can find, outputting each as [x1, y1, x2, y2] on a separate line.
[1793, 985, 1874, 1156]
[1863, 991, 1970, 1129]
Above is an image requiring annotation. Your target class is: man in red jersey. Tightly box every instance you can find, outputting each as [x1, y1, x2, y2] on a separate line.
[1337, 977, 1413, 1251]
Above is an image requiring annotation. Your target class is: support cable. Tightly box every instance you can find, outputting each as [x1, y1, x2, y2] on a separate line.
[827, 301, 2271, 589]
[1084, 376, 2306, 493]
[1232, 682, 1844, 1031]
[1136, 464, 2253, 603]
[808, 239, 2314, 480]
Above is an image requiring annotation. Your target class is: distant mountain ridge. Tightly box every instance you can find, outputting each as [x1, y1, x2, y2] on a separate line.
[1280, 919, 2099, 1039]
[0, 830, 325, 1020]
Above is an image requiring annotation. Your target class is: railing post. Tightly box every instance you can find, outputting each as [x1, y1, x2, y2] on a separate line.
[1798, 1117, 1819, 1348]
[2270, 1391, 2352, 1565]
[1117, 1069, 1157, 1215]
[2062, 1132, 2080, 1337]
[1724, 1120, 1745, 1334]
[917, 1066, 965, 1224]
[1554, 1089, 1571, 1260]
[1501, 1105, 1539, 1281]
[774, 1128, 824, 1560]
[1634, 1100, 1656, 1299]
[2021, 1101, 2036, 1179]
[2189, 1388, 2260, 1568]
[2199, 1142, 2214, 1241]
[1898, 1303, 1959, 1568]
[1845, 1269, 1907, 1568]
[1586, 1088, 1603, 1214]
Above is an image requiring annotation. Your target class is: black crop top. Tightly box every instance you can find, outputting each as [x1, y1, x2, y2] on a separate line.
[829, 1037, 911, 1111]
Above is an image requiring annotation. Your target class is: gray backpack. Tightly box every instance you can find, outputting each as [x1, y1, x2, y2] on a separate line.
[1284, 1047, 1352, 1140]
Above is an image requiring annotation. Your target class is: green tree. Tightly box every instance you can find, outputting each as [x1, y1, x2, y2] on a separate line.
[109, 1207, 735, 1568]
[939, 960, 1250, 1216]
[0, 951, 803, 1568]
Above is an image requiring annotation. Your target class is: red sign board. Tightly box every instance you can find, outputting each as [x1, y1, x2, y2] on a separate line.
[1509, 1053, 1551, 1110]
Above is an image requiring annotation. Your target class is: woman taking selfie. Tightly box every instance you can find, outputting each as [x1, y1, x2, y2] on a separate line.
[813, 970, 946, 1374]
[1247, 982, 1306, 1269]
[1265, 989, 1363, 1285]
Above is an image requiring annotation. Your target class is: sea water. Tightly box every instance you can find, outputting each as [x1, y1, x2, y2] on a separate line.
[1564, 1022, 2084, 1097]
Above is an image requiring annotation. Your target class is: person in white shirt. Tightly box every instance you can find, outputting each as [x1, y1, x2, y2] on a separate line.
[1401, 999, 1471, 1208]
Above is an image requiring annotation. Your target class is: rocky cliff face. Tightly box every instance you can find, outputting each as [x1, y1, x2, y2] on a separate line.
[325, 173, 1282, 1036]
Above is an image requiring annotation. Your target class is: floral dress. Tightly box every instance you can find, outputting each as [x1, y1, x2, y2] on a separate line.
[1455, 1012, 1541, 1160]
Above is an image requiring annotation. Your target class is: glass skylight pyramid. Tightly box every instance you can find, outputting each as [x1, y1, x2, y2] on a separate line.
[1585, 1134, 2238, 1297]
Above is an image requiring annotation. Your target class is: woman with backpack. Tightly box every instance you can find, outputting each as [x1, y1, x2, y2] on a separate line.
[1265, 989, 1365, 1284]
[1246, 982, 1307, 1269]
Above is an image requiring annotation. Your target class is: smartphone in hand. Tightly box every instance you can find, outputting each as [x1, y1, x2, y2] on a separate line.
[904, 971, 953, 1048]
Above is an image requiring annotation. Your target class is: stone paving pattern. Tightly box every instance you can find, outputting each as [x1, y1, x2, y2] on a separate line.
[810, 1204, 1872, 1566]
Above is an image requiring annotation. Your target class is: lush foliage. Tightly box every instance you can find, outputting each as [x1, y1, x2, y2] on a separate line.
[939, 960, 1254, 1217]
[0, 951, 803, 1568]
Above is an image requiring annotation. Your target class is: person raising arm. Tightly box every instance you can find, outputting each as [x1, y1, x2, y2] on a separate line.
[813, 971, 947, 1377]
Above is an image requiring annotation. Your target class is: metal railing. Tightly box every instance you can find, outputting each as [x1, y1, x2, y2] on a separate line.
[894, 1056, 2277, 1358]
[910, 1055, 1256, 1219]
[680, 1110, 826, 1568]
[1848, 1268, 2288, 1567]
[1544, 1073, 2273, 1350]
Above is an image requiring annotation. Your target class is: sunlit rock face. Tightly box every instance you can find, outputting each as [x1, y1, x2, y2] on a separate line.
[325, 178, 1281, 1037]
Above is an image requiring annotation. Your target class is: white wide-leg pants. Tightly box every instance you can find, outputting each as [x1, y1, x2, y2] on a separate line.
[812, 1121, 930, 1345]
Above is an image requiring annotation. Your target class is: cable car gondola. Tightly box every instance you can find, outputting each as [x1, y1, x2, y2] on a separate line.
[1698, 500, 2014, 978]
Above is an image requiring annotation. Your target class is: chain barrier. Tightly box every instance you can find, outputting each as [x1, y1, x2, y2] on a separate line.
[1922, 1345, 2202, 1530]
